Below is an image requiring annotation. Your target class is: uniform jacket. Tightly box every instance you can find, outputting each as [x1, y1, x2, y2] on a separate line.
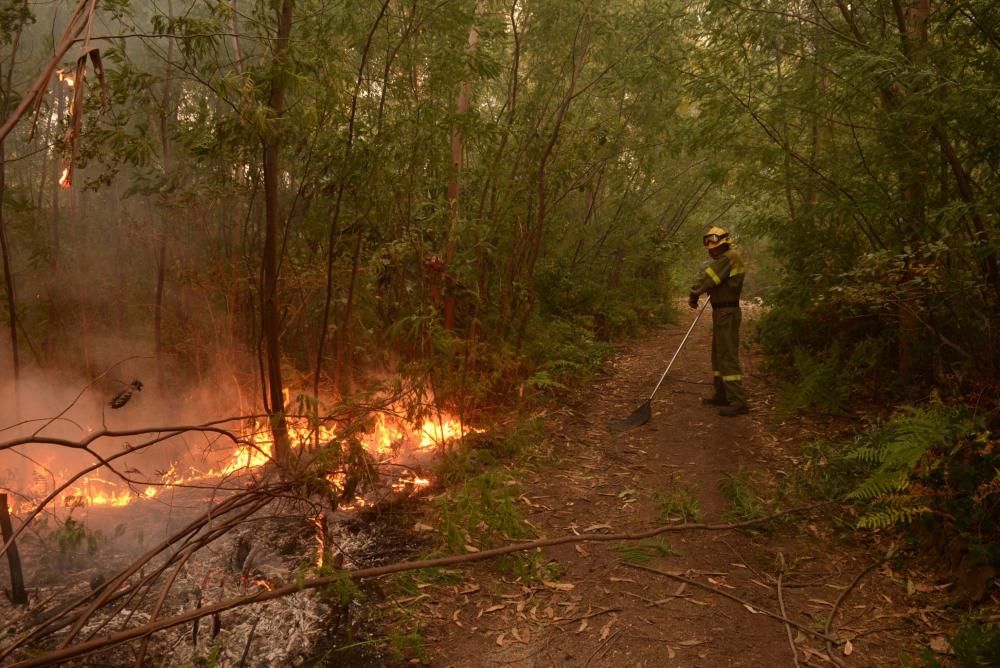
[690, 247, 745, 304]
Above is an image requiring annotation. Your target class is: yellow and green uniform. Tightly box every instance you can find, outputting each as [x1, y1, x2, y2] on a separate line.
[690, 247, 746, 407]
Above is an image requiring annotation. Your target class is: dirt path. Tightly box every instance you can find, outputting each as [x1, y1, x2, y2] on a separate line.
[413, 309, 947, 667]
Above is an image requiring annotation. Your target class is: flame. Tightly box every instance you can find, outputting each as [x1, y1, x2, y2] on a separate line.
[64, 476, 141, 508]
[419, 419, 468, 449]
[58, 168, 71, 189]
[391, 474, 432, 493]
[57, 69, 75, 87]
[24, 398, 475, 511]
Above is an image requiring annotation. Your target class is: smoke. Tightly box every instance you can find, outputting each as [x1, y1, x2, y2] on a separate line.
[0, 342, 258, 515]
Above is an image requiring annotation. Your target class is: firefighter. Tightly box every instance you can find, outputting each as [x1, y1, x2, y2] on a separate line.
[688, 226, 748, 417]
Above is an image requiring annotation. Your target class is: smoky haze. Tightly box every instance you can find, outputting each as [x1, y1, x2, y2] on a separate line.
[0, 352, 258, 516]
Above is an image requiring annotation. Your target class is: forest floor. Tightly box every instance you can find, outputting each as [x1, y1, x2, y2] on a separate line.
[396, 307, 972, 667]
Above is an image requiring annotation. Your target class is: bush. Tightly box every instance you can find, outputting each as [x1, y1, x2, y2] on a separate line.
[522, 316, 613, 393]
[952, 614, 1000, 668]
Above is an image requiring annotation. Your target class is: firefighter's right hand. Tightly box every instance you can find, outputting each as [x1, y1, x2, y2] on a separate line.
[688, 293, 699, 309]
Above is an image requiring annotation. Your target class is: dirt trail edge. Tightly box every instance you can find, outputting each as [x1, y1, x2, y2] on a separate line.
[417, 309, 950, 668]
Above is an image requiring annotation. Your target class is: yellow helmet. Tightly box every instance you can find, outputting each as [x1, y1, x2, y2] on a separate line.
[702, 226, 731, 250]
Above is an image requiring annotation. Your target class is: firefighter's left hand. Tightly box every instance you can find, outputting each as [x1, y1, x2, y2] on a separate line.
[688, 293, 699, 309]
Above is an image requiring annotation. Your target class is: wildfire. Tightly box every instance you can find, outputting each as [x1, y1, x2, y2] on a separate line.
[58, 168, 71, 189]
[26, 402, 474, 512]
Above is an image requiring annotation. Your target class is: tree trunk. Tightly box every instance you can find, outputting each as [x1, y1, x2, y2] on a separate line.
[154, 0, 175, 389]
[334, 228, 364, 397]
[893, 0, 930, 384]
[514, 20, 588, 347]
[0, 140, 19, 391]
[47, 85, 65, 363]
[443, 9, 482, 331]
[313, 0, 389, 402]
[261, 0, 294, 465]
[0, 3, 28, 399]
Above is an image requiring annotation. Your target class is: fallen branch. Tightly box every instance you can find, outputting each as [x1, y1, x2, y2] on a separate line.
[557, 607, 621, 624]
[777, 568, 802, 668]
[6, 503, 827, 666]
[623, 562, 840, 646]
[824, 556, 889, 665]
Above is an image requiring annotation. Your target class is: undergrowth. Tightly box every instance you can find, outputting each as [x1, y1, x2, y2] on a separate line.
[435, 417, 546, 486]
[839, 401, 997, 545]
[788, 400, 998, 543]
[654, 487, 702, 523]
[609, 539, 676, 564]
[496, 549, 564, 582]
[900, 614, 1000, 667]
[775, 340, 883, 415]
[434, 470, 533, 552]
[719, 472, 769, 523]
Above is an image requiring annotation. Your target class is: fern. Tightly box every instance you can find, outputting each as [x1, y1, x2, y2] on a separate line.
[844, 446, 883, 465]
[847, 403, 967, 528]
[847, 472, 909, 500]
[857, 504, 931, 530]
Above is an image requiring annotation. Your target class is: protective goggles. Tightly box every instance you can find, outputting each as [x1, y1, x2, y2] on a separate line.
[703, 233, 728, 246]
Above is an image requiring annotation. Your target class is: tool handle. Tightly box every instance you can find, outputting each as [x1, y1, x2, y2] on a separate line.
[648, 300, 709, 401]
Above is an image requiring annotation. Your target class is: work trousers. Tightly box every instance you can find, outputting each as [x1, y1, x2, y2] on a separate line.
[711, 306, 746, 407]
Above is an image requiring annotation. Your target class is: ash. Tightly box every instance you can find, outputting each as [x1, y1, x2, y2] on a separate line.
[1, 483, 430, 666]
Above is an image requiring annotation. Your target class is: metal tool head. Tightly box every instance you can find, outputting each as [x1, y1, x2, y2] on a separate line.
[609, 399, 651, 433]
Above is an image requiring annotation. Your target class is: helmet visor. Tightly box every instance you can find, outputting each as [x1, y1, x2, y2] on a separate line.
[703, 233, 726, 247]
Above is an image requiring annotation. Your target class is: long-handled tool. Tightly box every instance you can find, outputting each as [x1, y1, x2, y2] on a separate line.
[610, 300, 709, 432]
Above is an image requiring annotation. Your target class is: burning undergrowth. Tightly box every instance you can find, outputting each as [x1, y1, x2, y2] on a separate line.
[0, 369, 478, 665]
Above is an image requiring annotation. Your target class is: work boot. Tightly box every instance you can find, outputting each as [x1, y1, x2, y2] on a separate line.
[718, 402, 749, 417]
[702, 378, 727, 406]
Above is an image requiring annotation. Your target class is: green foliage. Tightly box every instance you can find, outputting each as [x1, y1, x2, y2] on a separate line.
[704, 0, 1000, 394]
[609, 539, 676, 565]
[392, 568, 464, 599]
[899, 647, 942, 668]
[436, 418, 546, 486]
[434, 471, 533, 552]
[844, 402, 988, 532]
[777, 345, 852, 414]
[522, 316, 615, 396]
[951, 614, 1000, 668]
[189, 639, 225, 668]
[56, 517, 100, 558]
[899, 617, 1000, 668]
[772, 337, 887, 414]
[654, 487, 702, 523]
[496, 550, 563, 583]
[719, 473, 768, 523]
[845, 405, 958, 499]
[786, 439, 864, 504]
[387, 629, 426, 664]
[22, 516, 107, 574]
[317, 568, 363, 608]
[0, 1, 33, 41]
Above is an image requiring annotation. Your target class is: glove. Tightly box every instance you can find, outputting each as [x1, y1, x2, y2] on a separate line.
[688, 293, 699, 309]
